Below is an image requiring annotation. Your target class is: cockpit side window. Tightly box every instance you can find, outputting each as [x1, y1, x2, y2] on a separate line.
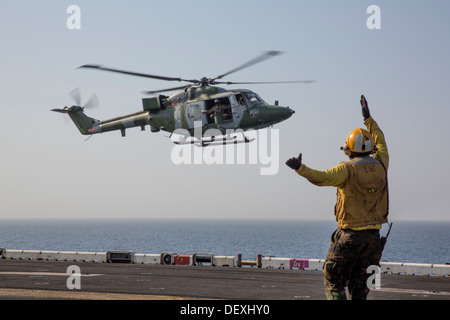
[244, 92, 266, 106]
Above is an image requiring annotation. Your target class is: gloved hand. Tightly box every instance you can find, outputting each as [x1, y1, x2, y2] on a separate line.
[286, 153, 302, 170]
[360, 95, 371, 120]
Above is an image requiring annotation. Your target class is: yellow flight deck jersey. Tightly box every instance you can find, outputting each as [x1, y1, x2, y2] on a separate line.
[296, 117, 389, 230]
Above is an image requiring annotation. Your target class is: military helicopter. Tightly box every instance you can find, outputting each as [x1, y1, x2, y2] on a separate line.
[52, 51, 314, 146]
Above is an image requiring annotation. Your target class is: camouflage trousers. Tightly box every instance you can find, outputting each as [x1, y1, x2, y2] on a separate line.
[323, 228, 383, 300]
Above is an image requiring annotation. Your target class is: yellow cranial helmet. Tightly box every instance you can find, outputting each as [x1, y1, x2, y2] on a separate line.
[342, 128, 375, 154]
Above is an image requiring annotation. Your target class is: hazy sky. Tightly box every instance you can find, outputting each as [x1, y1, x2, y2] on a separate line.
[1, 1, 449, 221]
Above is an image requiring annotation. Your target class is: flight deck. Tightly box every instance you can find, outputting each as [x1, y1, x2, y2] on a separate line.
[0, 248, 448, 301]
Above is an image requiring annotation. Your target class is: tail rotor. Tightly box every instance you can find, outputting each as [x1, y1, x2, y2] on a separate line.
[51, 88, 99, 114]
[51, 88, 102, 135]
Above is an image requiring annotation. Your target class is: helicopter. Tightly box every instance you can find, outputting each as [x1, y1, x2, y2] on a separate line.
[52, 51, 314, 146]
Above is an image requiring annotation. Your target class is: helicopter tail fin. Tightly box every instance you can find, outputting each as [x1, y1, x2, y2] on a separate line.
[52, 107, 101, 135]
[69, 110, 101, 135]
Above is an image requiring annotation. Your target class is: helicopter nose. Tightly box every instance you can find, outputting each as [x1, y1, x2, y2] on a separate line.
[279, 106, 295, 120]
[263, 105, 295, 124]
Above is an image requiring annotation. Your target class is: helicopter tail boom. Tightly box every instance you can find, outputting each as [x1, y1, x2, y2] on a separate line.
[98, 111, 151, 136]
[52, 105, 156, 137]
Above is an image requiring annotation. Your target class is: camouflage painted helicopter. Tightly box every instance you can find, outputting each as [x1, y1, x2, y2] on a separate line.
[52, 51, 314, 146]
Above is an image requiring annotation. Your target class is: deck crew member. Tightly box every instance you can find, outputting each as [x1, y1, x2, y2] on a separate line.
[286, 95, 389, 300]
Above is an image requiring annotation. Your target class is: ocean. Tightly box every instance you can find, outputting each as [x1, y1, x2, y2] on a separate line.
[0, 219, 448, 265]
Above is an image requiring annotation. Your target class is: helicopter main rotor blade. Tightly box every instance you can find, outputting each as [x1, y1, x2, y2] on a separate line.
[214, 80, 316, 85]
[79, 64, 197, 83]
[142, 84, 193, 95]
[212, 51, 283, 81]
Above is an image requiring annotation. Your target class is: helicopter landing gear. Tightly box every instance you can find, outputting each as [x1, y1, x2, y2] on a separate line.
[173, 132, 254, 147]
